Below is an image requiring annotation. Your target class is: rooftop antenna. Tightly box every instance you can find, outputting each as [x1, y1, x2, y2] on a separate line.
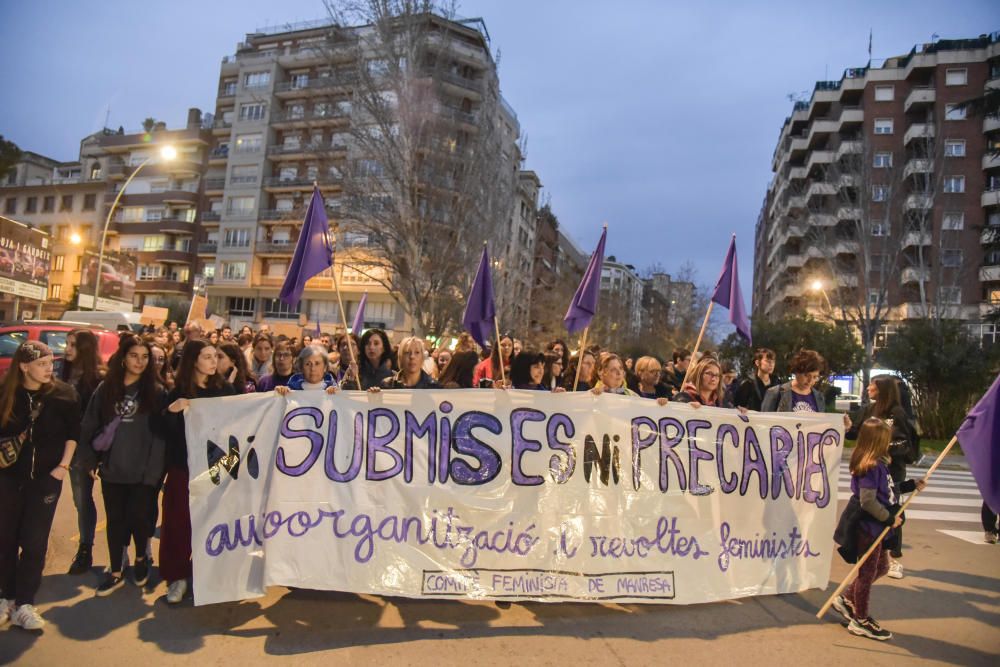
[104, 106, 111, 130]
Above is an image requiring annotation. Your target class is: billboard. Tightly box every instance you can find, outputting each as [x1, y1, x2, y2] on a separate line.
[0, 216, 51, 301]
[78, 249, 137, 312]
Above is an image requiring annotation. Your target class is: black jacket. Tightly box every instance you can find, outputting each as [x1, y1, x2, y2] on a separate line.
[672, 388, 735, 409]
[734, 375, 780, 411]
[381, 371, 441, 389]
[0, 381, 80, 481]
[162, 383, 236, 470]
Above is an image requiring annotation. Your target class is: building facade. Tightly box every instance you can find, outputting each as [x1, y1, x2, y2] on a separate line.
[754, 33, 1000, 345]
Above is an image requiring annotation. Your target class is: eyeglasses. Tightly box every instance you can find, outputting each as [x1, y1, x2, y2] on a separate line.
[275, 352, 293, 358]
[703, 371, 721, 379]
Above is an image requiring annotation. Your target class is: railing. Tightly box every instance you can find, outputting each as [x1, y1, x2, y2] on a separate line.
[256, 242, 296, 253]
[209, 147, 229, 159]
[273, 73, 358, 93]
[212, 120, 232, 130]
[198, 243, 218, 253]
[204, 178, 226, 190]
[270, 108, 351, 123]
[201, 211, 221, 221]
[267, 143, 348, 156]
[263, 176, 342, 187]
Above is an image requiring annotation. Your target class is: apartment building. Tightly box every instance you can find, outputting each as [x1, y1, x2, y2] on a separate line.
[98, 111, 211, 308]
[201, 15, 526, 336]
[499, 169, 541, 331]
[1, 144, 107, 318]
[601, 256, 645, 340]
[754, 32, 1000, 344]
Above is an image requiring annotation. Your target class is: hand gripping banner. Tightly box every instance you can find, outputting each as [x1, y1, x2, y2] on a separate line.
[185, 390, 843, 606]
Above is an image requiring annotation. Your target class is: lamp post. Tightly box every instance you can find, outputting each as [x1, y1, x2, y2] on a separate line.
[810, 279, 834, 312]
[91, 145, 176, 310]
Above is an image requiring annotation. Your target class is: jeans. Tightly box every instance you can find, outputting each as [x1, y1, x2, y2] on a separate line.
[70, 465, 97, 548]
[0, 473, 63, 606]
[101, 480, 157, 573]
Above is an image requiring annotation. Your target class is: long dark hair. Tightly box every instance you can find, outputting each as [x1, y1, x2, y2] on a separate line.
[542, 352, 563, 389]
[510, 350, 545, 388]
[217, 341, 252, 393]
[872, 376, 902, 419]
[175, 339, 224, 398]
[61, 329, 104, 396]
[438, 350, 478, 388]
[545, 339, 570, 371]
[490, 332, 513, 379]
[101, 335, 160, 422]
[360, 328, 393, 373]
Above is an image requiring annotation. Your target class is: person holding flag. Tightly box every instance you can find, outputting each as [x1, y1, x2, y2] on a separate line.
[462, 245, 510, 389]
[564, 226, 607, 391]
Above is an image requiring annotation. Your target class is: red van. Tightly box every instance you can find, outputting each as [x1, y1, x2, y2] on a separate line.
[0, 321, 121, 378]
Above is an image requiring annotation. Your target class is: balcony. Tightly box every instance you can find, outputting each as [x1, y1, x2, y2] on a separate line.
[901, 267, 930, 284]
[263, 176, 342, 190]
[903, 87, 935, 113]
[981, 265, 1000, 282]
[201, 211, 221, 222]
[835, 141, 862, 159]
[197, 242, 218, 254]
[904, 123, 935, 145]
[805, 181, 837, 200]
[218, 85, 237, 99]
[904, 159, 934, 179]
[837, 108, 864, 125]
[256, 241, 296, 256]
[267, 143, 348, 160]
[134, 278, 190, 294]
[836, 206, 861, 220]
[905, 193, 933, 211]
[985, 116, 1000, 133]
[273, 73, 358, 96]
[805, 150, 834, 171]
[208, 147, 229, 162]
[983, 190, 1000, 208]
[902, 231, 932, 248]
[110, 219, 195, 235]
[270, 108, 351, 126]
[204, 178, 226, 192]
[211, 121, 232, 135]
[984, 154, 1000, 170]
[137, 249, 194, 264]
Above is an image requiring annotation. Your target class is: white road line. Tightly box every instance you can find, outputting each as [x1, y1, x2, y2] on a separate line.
[837, 487, 984, 497]
[902, 510, 981, 523]
[898, 496, 983, 508]
[937, 530, 995, 545]
[837, 477, 980, 489]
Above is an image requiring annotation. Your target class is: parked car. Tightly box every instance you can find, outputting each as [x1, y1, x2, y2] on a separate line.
[0, 321, 121, 378]
[835, 393, 862, 413]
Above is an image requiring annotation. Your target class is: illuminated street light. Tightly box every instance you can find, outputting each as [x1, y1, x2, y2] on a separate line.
[70, 232, 82, 245]
[91, 144, 176, 310]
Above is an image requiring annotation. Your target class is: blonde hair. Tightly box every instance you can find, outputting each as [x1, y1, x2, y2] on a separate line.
[396, 336, 425, 368]
[635, 356, 662, 375]
[849, 418, 891, 475]
[688, 357, 722, 399]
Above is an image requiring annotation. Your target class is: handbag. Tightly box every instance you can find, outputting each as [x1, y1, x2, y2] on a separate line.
[0, 396, 44, 468]
[833, 495, 863, 563]
[91, 415, 122, 453]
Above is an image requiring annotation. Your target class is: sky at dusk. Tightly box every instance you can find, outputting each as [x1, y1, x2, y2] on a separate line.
[1, 0, 997, 336]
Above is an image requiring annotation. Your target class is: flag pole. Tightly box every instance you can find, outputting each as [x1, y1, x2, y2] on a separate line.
[320, 180, 359, 388]
[572, 326, 590, 392]
[816, 434, 959, 619]
[493, 318, 507, 388]
[681, 301, 715, 388]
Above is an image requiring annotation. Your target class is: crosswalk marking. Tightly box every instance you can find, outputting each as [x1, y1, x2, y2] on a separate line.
[904, 510, 982, 523]
[937, 530, 994, 545]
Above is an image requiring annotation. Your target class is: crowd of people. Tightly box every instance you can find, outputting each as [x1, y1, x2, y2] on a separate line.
[0, 318, 985, 642]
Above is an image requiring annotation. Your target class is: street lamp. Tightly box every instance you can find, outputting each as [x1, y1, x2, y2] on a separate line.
[810, 279, 834, 311]
[91, 144, 176, 310]
[70, 232, 82, 246]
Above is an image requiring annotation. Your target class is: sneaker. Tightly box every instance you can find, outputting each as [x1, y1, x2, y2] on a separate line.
[67, 545, 93, 575]
[986, 532, 999, 544]
[0, 598, 14, 626]
[887, 559, 903, 579]
[133, 558, 149, 587]
[10, 604, 45, 631]
[166, 579, 188, 604]
[96, 572, 125, 597]
[832, 595, 856, 623]
[848, 616, 892, 641]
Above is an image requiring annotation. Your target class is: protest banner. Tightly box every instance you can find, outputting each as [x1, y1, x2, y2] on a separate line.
[0, 216, 51, 301]
[185, 391, 843, 606]
[140, 305, 169, 327]
[78, 248, 137, 312]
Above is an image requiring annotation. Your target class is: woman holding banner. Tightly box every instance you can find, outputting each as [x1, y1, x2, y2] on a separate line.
[760, 349, 827, 413]
[275, 346, 339, 395]
[216, 342, 256, 394]
[359, 329, 394, 390]
[161, 340, 235, 604]
[672, 357, 734, 408]
[563, 349, 597, 391]
[333, 333, 362, 390]
[472, 333, 513, 388]
[510, 350, 564, 392]
[371, 338, 441, 391]
[256, 341, 295, 392]
[590, 354, 641, 398]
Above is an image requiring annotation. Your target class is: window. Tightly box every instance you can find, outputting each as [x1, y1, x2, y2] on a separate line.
[367, 59, 389, 76]
[871, 223, 888, 236]
[138, 265, 163, 280]
[941, 249, 962, 267]
[234, 133, 262, 153]
[868, 290, 881, 307]
[942, 212, 964, 230]
[227, 196, 255, 214]
[89, 164, 102, 180]
[262, 298, 300, 319]
[228, 297, 255, 317]
[238, 103, 267, 121]
[872, 185, 889, 202]
[48, 284, 61, 300]
[873, 152, 892, 168]
[266, 261, 287, 277]
[288, 103, 305, 119]
[944, 104, 966, 121]
[874, 85, 894, 101]
[143, 235, 166, 251]
[223, 228, 251, 247]
[243, 71, 270, 88]
[988, 288, 1000, 305]
[989, 212, 1000, 228]
[941, 286, 962, 304]
[874, 118, 893, 134]
[357, 159, 384, 177]
[221, 80, 237, 95]
[943, 176, 965, 193]
[291, 73, 309, 89]
[42, 196, 55, 212]
[4, 198, 15, 214]
[944, 140, 966, 157]
[53, 255, 65, 271]
[230, 165, 257, 185]
[221, 261, 247, 280]
[59, 194, 73, 212]
[25, 197, 37, 213]
[945, 68, 968, 86]
[82, 193, 97, 211]
[202, 263, 215, 279]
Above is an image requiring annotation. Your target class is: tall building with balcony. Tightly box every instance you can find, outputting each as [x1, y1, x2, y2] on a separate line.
[1, 142, 109, 318]
[754, 32, 1000, 344]
[201, 15, 524, 336]
[600, 256, 644, 340]
[97, 111, 211, 308]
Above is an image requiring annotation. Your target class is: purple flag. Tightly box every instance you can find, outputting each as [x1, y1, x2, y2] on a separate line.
[711, 235, 752, 345]
[312, 321, 321, 338]
[462, 246, 496, 349]
[957, 373, 1000, 512]
[280, 186, 333, 308]
[351, 292, 368, 334]
[563, 227, 607, 334]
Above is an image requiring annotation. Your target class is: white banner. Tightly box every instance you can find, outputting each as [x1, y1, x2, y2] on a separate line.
[185, 390, 843, 606]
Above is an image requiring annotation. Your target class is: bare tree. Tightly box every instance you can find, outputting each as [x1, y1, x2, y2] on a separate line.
[312, 0, 516, 337]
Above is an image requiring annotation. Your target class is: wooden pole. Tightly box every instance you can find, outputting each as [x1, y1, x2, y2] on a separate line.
[572, 326, 590, 392]
[681, 300, 714, 388]
[492, 318, 508, 388]
[331, 262, 359, 388]
[816, 434, 959, 619]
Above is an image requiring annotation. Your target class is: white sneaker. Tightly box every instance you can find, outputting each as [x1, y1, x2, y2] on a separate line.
[166, 579, 188, 604]
[10, 604, 45, 630]
[887, 559, 904, 579]
[0, 598, 14, 626]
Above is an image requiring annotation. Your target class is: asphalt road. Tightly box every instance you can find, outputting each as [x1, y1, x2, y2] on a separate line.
[1, 460, 998, 666]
